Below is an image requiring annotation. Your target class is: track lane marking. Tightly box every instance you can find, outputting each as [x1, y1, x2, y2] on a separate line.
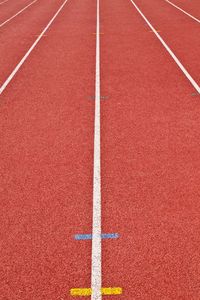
[0, 0, 69, 95]
[0, 0, 8, 5]
[0, 0, 39, 28]
[91, 0, 101, 298]
[164, 0, 200, 24]
[74, 233, 119, 240]
[129, 0, 200, 94]
[70, 287, 122, 296]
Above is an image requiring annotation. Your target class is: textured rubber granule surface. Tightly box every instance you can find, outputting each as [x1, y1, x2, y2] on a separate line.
[0, 0, 96, 298]
[1, 0, 200, 299]
[100, 0, 200, 298]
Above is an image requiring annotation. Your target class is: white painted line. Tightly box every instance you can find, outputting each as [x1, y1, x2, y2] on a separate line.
[0, 0, 8, 5]
[0, 0, 69, 95]
[91, 0, 101, 298]
[0, 0, 38, 28]
[129, 0, 200, 94]
[164, 0, 200, 24]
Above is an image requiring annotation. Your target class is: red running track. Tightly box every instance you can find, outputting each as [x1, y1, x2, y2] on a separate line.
[0, 0, 35, 21]
[0, 0, 96, 298]
[101, 0, 200, 298]
[130, 0, 200, 83]
[0, 0, 65, 83]
[166, 0, 200, 19]
[1, 0, 200, 299]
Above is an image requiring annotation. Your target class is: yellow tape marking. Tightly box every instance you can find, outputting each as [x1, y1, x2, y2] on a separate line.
[70, 288, 92, 296]
[70, 287, 122, 296]
[102, 287, 122, 295]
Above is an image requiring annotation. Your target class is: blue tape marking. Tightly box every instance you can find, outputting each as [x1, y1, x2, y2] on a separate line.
[101, 233, 119, 239]
[74, 233, 119, 240]
[75, 234, 92, 240]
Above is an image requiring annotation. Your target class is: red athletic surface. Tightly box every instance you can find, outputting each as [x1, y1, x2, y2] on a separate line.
[168, 0, 200, 19]
[101, 0, 200, 299]
[0, 0, 34, 21]
[0, 0, 64, 83]
[131, 0, 200, 83]
[0, 0, 96, 298]
[1, 0, 200, 299]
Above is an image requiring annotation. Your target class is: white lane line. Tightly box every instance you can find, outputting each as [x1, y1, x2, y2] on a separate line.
[0, 0, 9, 5]
[0, 0, 68, 95]
[91, 0, 101, 298]
[165, 0, 200, 24]
[0, 0, 38, 28]
[129, 0, 200, 94]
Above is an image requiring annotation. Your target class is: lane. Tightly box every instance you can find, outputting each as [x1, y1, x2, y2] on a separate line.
[0, 0, 34, 22]
[164, 0, 200, 24]
[167, 0, 200, 19]
[100, 0, 200, 298]
[0, 0, 64, 84]
[129, 0, 199, 94]
[0, 0, 68, 94]
[0, 0, 96, 298]
[0, 0, 39, 29]
[129, 0, 200, 87]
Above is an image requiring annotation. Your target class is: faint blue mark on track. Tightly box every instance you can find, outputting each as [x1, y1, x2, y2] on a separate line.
[74, 233, 119, 240]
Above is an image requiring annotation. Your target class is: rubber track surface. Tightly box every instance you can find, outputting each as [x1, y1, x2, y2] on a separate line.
[1, 0, 200, 299]
[101, 0, 200, 298]
[0, 0, 96, 298]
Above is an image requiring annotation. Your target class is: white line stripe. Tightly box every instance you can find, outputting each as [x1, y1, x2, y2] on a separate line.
[0, 0, 8, 5]
[0, 0, 38, 28]
[91, 0, 101, 298]
[164, 0, 200, 24]
[0, 0, 68, 95]
[129, 0, 200, 94]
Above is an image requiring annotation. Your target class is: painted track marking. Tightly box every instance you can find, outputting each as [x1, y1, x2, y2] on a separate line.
[0, 0, 69, 95]
[0, 0, 8, 5]
[74, 233, 119, 240]
[0, 0, 39, 28]
[70, 287, 122, 296]
[129, 0, 200, 94]
[164, 0, 200, 24]
[91, 0, 101, 298]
